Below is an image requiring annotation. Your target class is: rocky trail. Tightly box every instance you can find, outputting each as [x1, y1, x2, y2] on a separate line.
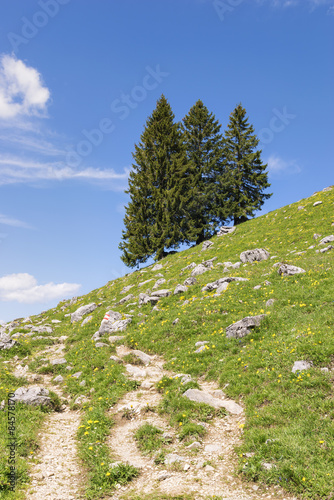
[103, 346, 298, 500]
[5, 339, 301, 500]
[10, 339, 86, 500]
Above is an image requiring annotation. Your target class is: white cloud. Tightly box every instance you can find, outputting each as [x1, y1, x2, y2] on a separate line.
[0, 213, 33, 229]
[0, 273, 81, 304]
[0, 155, 130, 188]
[267, 154, 301, 176]
[0, 54, 50, 119]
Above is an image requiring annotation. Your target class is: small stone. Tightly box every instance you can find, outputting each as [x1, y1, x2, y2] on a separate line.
[184, 463, 191, 471]
[204, 465, 215, 472]
[158, 473, 171, 481]
[266, 299, 275, 307]
[110, 355, 122, 364]
[72, 371, 82, 378]
[50, 358, 66, 365]
[53, 375, 64, 383]
[187, 441, 201, 450]
[320, 245, 333, 253]
[253, 285, 261, 290]
[252, 485, 259, 491]
[95, 342, 109, 347]
[172, 318, 179, 325]
[79, 380, 86, 386]
[321, 367, 329, 373]
[313, 201, 322, 207]
[194, 345, 207, 353]
[262, 462, 276, 470]
[165, 453, 184, 465]
[195, 341, 209, 347]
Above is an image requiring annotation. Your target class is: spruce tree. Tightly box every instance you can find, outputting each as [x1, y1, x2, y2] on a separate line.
[221, 104, 272, 225]
[181, 100, 225, 243]
[119, 95, 198, 267]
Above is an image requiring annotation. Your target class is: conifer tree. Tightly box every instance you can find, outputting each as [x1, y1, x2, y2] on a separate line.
[119, 95, 198, 267]
[221, 104, 272, 225]
[181, 100, 225, 243]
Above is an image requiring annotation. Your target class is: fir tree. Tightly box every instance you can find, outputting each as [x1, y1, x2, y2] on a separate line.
[119, 95, 198, 267]
[221, 104, 272, 225]
[181, 100, 225, 243]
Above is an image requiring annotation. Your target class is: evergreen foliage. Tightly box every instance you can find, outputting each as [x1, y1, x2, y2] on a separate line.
[119, 95, 198, 267]
[119, 98, 272, 266]
[181, 100, 225, 243]
[221, 104, 272, 225]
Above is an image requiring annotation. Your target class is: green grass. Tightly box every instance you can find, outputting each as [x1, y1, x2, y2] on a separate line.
[134, 423, 164, 454]
[0, 185, 333, 498]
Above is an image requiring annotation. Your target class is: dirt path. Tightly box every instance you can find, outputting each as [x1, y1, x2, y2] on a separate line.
[22, 340, 85, 500]
[105, 347, 299, 500]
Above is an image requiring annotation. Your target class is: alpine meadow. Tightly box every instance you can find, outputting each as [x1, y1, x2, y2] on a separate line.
[1, 185, 333, 499]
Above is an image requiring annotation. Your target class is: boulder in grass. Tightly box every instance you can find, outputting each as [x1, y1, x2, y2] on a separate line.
[278, 264, 305, 277]
[181, 262, 196, 272]
[202, 276, 248, 293]
[183, 388, 243, 415]
[152, 263, 163, 271]
[202, 241, 214, 251]
[0, 332, 18, 350]
[183, 277, 197, 286]
[81, 315, 92, 326]
[74, 395, 89, 406]
[152, 278, 166, 290]
[71, 303, 97, 323]
[292, 361, 313, 373]
[11, 386, 52, 407]
[99, 310, 131, 335]
[50, 358, 67, 365]
[217, 226, 236, 237]
[150, 289, 171, 298]
[174, 284, 188, 295]
[319, 235, 334, 245]
[191, 264, 208, 277]
[320, 245, 333, 253]
[118, 294, 134, 305]
[132, 350, 151, 365]
[240, 248, 270, 263]
[226, 314, 265, 339]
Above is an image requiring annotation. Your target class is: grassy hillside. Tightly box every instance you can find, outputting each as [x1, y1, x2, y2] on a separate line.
[0, 186, 333, 499]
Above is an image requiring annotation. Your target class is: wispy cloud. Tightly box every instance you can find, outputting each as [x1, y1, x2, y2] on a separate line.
[0, 213, 33, 229]
[267, 154, 301, 177]
[0, 273, 81, 304]
[0, 132, 65, 156]
[0, 54, 50, 119]
[0, 155, 130, 188]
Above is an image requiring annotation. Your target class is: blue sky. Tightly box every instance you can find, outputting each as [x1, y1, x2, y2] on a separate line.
[0, 0, 333, 323]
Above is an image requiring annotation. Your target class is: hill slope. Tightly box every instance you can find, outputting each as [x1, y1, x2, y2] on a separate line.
[0, 186, 333, 500]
